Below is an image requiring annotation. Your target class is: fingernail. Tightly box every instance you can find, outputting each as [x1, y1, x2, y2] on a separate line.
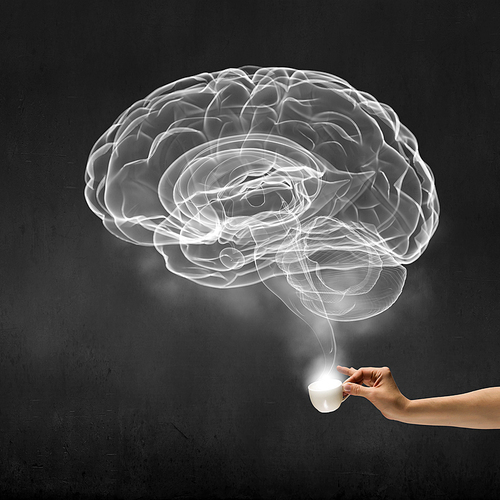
[343, 383, 352, 393]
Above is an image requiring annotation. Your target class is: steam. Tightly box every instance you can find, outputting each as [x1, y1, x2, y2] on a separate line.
[85, 67, 439, 377]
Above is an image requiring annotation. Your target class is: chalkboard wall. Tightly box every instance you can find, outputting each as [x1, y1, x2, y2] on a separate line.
[2, 1, 499, 498]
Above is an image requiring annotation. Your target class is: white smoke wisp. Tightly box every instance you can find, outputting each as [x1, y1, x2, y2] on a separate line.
[85, 67, 439, 377]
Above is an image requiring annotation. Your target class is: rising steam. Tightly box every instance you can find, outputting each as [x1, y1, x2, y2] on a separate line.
[85, 67, 439, 375]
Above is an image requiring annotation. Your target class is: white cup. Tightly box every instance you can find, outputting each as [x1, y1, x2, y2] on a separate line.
[308, 378, 343, 413]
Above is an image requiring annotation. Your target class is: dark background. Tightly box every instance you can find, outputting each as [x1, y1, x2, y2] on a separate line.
[2, 1, 500, 498]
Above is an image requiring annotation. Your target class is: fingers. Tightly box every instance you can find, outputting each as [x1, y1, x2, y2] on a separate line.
[344, 368, 369, 386]
[336, 365, 350, 375]
[338, 365, 394, 404]
[337, 365, 366, 387]
[337, 365, 388, 390]
[336, 365, 357, 376]
[337, 366, 356, 400]
[343, 382, 372, 399]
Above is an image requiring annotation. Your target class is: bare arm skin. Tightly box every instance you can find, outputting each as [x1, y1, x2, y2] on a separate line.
[337, 365, 500, 430]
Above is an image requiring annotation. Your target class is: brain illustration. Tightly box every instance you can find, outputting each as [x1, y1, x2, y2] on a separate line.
[85, 67, 439, 322]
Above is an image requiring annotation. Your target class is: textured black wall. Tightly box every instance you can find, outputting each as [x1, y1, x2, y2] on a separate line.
[2, 1, 500, 498]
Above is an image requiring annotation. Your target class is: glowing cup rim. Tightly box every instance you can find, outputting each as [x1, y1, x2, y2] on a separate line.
[308, 379, 342, 392]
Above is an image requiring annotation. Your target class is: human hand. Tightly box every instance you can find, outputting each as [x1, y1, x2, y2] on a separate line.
[337, 365, 410, 420]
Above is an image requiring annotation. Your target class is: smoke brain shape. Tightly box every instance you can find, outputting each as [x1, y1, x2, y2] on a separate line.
[85, 67, 439, 367]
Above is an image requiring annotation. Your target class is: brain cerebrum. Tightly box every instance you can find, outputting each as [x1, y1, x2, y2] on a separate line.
[85, 67, 439, 321]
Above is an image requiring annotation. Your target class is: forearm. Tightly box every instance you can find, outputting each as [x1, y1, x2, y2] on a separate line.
[395, 387, 500, 429]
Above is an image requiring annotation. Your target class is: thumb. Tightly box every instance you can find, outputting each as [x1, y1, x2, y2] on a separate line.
[343, 383, 372, 399]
